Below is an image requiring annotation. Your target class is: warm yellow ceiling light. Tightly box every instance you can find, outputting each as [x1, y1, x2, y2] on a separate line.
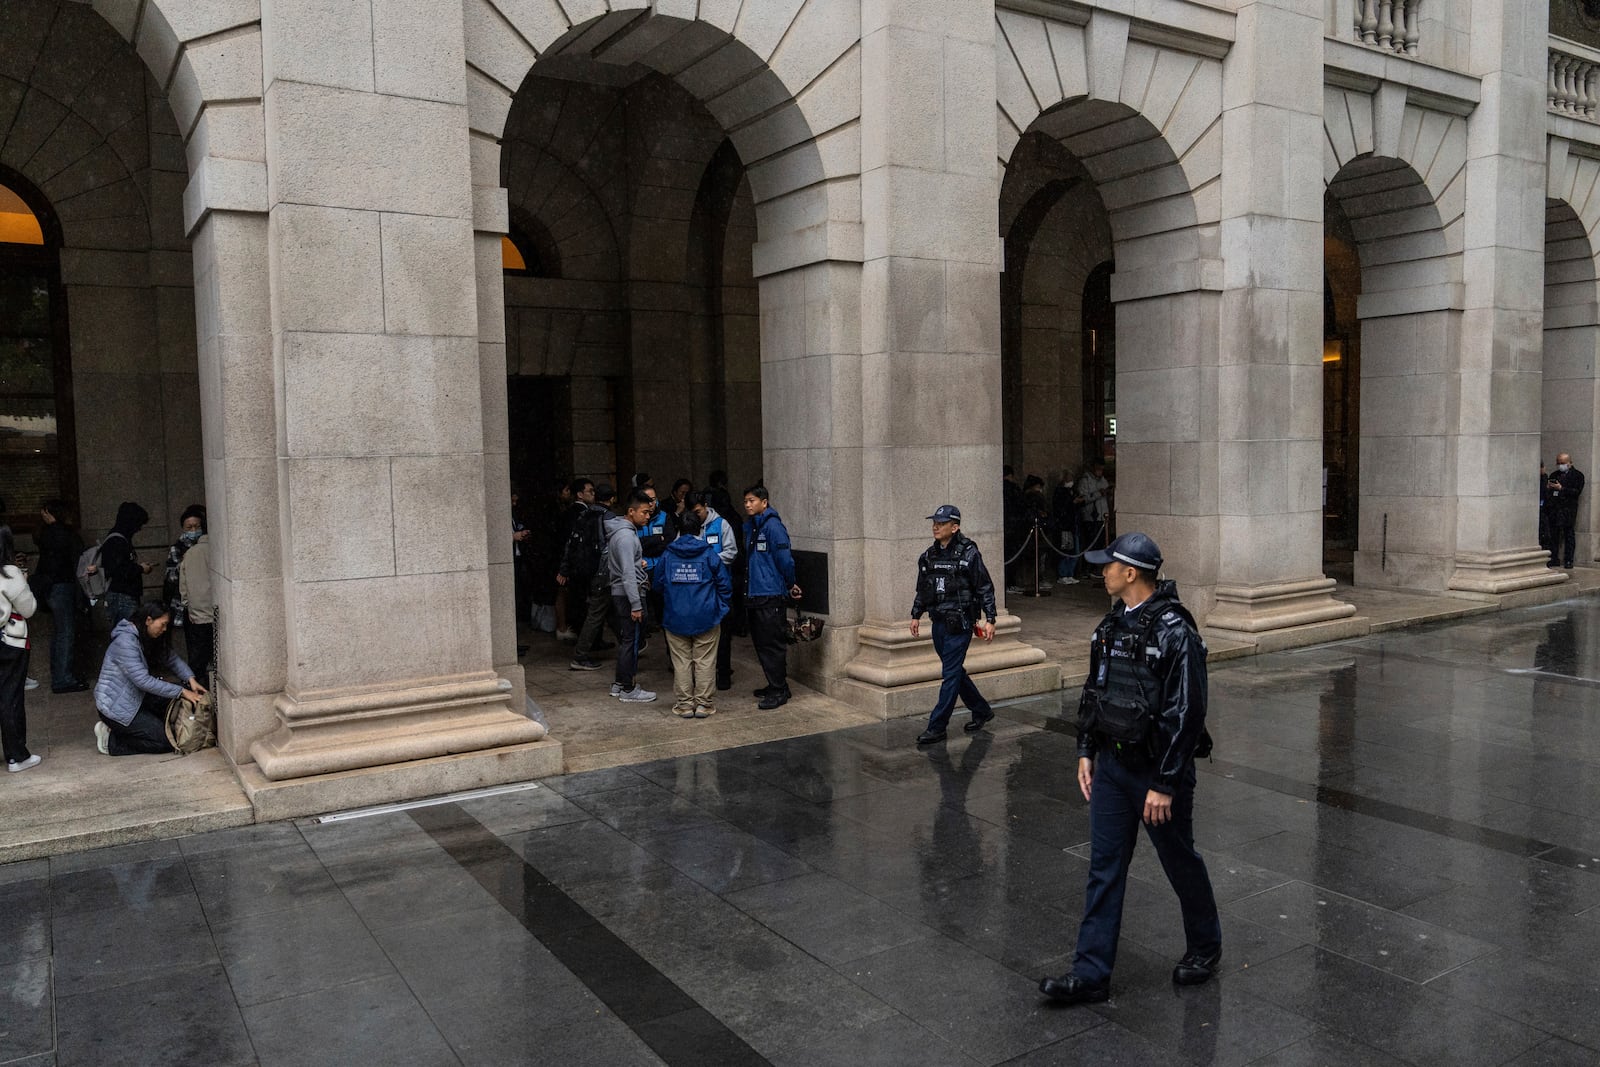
[0, 183, 43, 245]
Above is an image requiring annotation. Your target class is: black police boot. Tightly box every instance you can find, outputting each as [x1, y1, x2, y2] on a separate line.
[915, 728, 947, 746]
[1038, 974, 1108, 1005]
[963, 710, 995, 734]
[758, 688, 790, 710]
[754, 685, 774, 697]
[1172, 950, 1221, 986]
[716, 676, 732, 692]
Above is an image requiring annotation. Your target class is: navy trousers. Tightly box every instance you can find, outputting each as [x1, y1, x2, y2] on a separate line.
[926, 618, 992, 732]
[1072, 751, 1221, 985]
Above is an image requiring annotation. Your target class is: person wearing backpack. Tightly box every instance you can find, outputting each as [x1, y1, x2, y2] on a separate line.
[660, 509, 730, 718]
[560, 482, 617, 672]
[99, 502, 153, 626]
[92, 600, 206, 756]
[36, 499, 88, 694]
[0, 525, 41, 772]
[1039, 532, 1221, 1006]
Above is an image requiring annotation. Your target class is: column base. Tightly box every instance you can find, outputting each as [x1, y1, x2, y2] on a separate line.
[247, 674, 548, 782]
[236, 739, 562, 822]
[839, 613, 1059, 719]
[1204, 576, 1361, 648]
[1448, 549, 1569, 596]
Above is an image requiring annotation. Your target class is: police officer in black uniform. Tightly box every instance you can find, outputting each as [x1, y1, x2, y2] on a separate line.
[1039, 532, 1221, 1005]
[909, 505, 998, 746]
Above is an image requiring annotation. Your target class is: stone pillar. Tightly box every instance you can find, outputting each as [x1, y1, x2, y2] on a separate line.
[1448, 0, 1565, 594]
[839, 0, 1054, 714]
[241, 0, 551, 817]
[1206, 0, 1359, 642]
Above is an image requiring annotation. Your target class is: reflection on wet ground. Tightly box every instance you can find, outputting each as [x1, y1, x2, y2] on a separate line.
[4, 600, 1600, 1065]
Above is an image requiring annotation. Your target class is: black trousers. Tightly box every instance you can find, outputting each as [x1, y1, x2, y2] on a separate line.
[747, 596, 788, 692]
[186, 622, 215, 679]
[1550, 520, 1577, 567]
[104, 694, 174, 756]
[0, 644, 31, 764]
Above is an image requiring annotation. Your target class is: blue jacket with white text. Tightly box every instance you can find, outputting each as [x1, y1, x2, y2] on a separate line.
[660, 534, 731, 636]
[743, 508, 796, 598]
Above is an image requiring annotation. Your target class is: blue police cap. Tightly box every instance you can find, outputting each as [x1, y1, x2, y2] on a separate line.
[1085, 532, 1162, 572]
[926, 504, 962, 523]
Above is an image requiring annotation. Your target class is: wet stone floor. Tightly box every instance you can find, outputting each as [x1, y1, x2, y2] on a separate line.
[5, 601, 1600, 1065]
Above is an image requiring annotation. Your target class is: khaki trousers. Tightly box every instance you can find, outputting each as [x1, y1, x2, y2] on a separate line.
[667, 626, 720, 712]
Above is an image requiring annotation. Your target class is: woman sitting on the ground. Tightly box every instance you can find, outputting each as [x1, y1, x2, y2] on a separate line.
[92, 599, 206, 757]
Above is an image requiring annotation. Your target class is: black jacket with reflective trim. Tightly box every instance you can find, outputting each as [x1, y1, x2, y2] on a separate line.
[1076, 580, 1208, 794]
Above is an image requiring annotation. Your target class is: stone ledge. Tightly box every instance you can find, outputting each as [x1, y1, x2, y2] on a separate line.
[1206, 613, 1372, 654]
[237, 739, 564, 822]
[0, 805, 254, 866]
[834, 661, 1062, 720]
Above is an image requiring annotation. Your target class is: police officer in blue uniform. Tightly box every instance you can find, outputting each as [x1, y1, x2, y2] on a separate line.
[909, 505, 998, 746]
[1040, 532, 1221, 1005]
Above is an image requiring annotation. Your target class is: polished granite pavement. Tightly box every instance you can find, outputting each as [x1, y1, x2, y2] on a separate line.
[4, 599, 1600, 1065]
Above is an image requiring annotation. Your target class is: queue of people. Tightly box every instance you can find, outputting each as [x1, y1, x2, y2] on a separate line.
[0, 497, 216, 771]
[531, 471, 799, 717]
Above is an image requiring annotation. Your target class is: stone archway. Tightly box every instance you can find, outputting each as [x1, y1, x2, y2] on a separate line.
[462, 3, 865, 695]
[1, 0, 281, 767]
[1325, 155, 1460, 590]
[1542, 198, 1600, 564]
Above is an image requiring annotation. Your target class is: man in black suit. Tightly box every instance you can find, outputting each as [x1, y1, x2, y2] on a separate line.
[1547, 453, 1586, 570]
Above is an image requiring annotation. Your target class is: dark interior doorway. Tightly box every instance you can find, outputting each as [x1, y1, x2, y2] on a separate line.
[507, 375, 574, 493]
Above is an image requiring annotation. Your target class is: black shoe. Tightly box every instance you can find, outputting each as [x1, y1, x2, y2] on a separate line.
[915, 728, 947, 746]
[568, 657, 603, 672]
[1172, 950, 1221, 986]
[52, 681, 89, 694]
[716, 677, 732, 692]
[1038, 974, 1108, 1005]
[963, 710, 995, 734]
[754, 686, 774, 697]
[758, 689, 790, 710]
[1564, 563, 1575, 569]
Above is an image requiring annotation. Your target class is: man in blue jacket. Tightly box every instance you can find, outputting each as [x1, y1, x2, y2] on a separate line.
[742, 484, 801, 709]
[660, 511, 732, 718]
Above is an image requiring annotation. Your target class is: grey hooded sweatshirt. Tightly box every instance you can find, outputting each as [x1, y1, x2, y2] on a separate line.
[604, 513, 646, 611]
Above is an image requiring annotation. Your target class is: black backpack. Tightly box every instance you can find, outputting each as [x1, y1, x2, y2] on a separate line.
[566, 508, 607, 580]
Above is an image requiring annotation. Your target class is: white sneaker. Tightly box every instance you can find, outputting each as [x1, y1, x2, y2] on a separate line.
[1005, 586, 1023, 595]
[617, 686, 657, 703]
[6, 754, 41, 773]
[556, 629, 577, 642]
[609, 683, 625, 698]
[1057, 577, 1079, 586]
[94, 720, 110, 755]
[23, 678, 37, 691]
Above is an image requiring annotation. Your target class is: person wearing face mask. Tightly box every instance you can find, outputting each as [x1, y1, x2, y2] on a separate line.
[178, 509, 214, 675]
[1546, 454, 1586, 570]
[162, 505, 207, 631]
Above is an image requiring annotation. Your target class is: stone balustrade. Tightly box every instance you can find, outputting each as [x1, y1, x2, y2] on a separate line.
[1353, 0, 1420, 56]
[1550, 43, 1600, 122]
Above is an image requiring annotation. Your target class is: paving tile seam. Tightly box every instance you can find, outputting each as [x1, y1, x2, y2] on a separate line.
[408, 802, 772, 1067]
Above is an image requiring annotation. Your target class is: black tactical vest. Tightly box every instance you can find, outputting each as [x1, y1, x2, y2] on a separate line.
[917, 539, 978, 618]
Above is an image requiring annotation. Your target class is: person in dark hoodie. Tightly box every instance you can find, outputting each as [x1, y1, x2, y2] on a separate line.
[92, 599, 205, 756]
[660, 510, 731, 719]
[742, 484, 801, 710]
[99, 502, 152, 626]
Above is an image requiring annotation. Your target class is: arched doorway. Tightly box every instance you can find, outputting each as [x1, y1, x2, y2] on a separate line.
[0, 171, 76, 524]
[1324, 155, 1458, 590]
[1542, 198, 1600, 564]
[498, 70, 762, 496]
[1322, 193, 1362, 582]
